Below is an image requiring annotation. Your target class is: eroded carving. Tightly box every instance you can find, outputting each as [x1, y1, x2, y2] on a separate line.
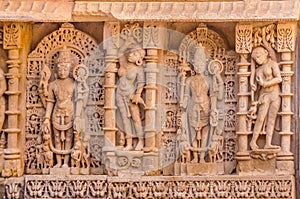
[116, 47, 146, 151]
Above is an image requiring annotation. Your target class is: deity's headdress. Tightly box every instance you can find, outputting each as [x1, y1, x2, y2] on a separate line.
[56, 46, 72, 64]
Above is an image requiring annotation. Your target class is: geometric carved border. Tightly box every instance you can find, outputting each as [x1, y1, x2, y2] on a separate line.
[24, 175, 295, 198]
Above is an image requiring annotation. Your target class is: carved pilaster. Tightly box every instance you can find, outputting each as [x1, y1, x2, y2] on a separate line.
[235, 24, 252, 173]
[276, 23, 296, 174]
[2, 23, 23, 177]
[103, 22, 120, 149]
[143, 22, 163, 153]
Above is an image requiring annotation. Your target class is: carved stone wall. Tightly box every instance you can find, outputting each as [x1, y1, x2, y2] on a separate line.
[0, 1, 299, 198]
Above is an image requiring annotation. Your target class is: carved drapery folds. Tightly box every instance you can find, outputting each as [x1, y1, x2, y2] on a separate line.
[235, 23, 296, 175]
[25, 23, 104, 175]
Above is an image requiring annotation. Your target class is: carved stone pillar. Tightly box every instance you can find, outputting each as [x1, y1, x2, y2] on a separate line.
[142, 22, 164, 153]
[2, 23, 23, 177]
[235, 24, 252, 173]
[276, 23, 296, 174]
[103, 22, 120, 150]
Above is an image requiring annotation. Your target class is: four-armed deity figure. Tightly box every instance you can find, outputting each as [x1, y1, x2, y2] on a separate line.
[180, 45, 223, 163]
[42, 46, 88, 168]
[249, 45, 282, 150]
[116, 46, 146, 151]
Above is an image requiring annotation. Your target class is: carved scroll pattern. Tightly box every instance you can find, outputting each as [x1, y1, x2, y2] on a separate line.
[223, 51, 238, 169]
[160, 50, 180, 169]
[24, 176, 293, 198]
[25, 23, 101, 174]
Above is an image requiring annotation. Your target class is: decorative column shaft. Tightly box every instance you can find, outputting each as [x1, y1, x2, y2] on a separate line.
[235, 24, 252, 173]
[2, 23, 23, 177]
[103, 22, 120, 149]
[276, 23, 296, 174]
[143, 22, 165, 152]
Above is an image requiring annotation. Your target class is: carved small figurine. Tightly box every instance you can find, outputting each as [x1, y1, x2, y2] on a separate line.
[176, 127, 190, 163]
[249, 45, 282, 150]
[71, 141, 82, 168]
[116, 46, 146, 151]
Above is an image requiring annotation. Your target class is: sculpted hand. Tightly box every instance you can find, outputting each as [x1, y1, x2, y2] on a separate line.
[73, 117, 82, 132]
[130, 94, 145, 107]
[256, 76, 265, 87]
[251, 83, 257, 92]
[42, 118, 51, 134]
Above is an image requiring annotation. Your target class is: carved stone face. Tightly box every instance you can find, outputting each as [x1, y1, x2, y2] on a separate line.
[57, 62, 71, 79]
[127, 50, 141, 63]
[252, 47, 268, 65]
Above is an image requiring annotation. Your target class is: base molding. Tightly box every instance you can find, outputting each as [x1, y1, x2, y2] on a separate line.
[19, 175, 296, 198]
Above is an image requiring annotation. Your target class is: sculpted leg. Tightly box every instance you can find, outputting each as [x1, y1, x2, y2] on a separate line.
[250, 101, 269, 150]
[63, 128, 73, 168]
[199, 125, 209, 163]
[264, 98, 281, 149]
[130, 104, 144, 151]
[54, 129, 62, 168]
[117, 98, 133, 151]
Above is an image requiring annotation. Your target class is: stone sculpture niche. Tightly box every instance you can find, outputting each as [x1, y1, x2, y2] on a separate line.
[236, 23, 295, 175]
[25, 23, 102, 175]
[174, 45, 225, 175]
[39, 46, 90, 175]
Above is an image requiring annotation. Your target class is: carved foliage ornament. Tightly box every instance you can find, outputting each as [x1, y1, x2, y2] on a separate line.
[277, 23, 296, 52]
[235, 24, 252, 54]
[3, 23, 21, 49]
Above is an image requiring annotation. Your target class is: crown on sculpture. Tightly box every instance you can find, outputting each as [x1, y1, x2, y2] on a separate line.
[56, 46, 72, 64]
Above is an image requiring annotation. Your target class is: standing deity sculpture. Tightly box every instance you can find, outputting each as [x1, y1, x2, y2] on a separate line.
[41, 46, 89, 169]
[248, 44, 282, 150]
[116, 46, 146, 151]
[179, 45, 224, 163]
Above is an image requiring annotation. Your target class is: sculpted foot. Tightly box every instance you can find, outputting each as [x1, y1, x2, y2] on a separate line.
[191, 158, 198, 163]
[53, 163, 61, 168]
[62, 164, 68, 168]
[124, 145, 133, 151]
[250, 142, 259, 150]
[135, 141, 144, 151]
[264, 144, 280, 150]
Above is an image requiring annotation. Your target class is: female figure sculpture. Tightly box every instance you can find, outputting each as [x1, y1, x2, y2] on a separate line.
[116, 47, 146, 151]
[249, 46, 282, 150]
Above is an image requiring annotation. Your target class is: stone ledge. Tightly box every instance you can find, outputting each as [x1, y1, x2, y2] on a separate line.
[0, 1, 298, 22]
[73, 0, 300, 22]
[23, 175, 295, 198]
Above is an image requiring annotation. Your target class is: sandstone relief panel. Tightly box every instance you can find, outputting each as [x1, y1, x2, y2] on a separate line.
[12, 21, 295, 198]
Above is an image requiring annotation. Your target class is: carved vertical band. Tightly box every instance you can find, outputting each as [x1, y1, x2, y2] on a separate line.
[103, 22, 120, 149]
[235, 24, 252, 171]
[143, 23, 161, 152]
[276, 23, 295, 173]
[2, 23, 22, 177]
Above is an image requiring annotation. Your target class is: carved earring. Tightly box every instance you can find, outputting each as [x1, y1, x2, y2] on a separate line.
[136, 59, 143, 66]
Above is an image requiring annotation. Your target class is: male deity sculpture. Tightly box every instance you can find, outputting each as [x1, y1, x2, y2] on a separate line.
[180, 45, 224, 163]
[116, 46, 146, 151]
[41, 46, 89, 169]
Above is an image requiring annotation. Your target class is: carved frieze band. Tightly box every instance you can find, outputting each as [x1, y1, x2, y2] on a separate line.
[22, 175, 295, 199]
